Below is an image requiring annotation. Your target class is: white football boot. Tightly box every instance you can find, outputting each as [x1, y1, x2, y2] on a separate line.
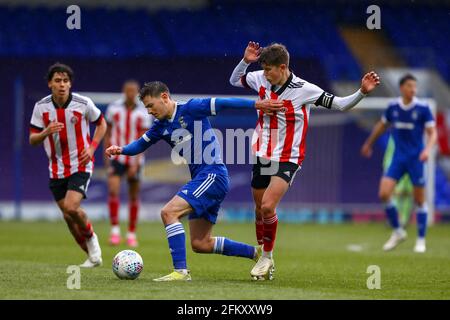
[383, 229, 407, 251]
[251, 255, 275, 281]
[80, 233, 102, 268]
[414, 238, 426, 253]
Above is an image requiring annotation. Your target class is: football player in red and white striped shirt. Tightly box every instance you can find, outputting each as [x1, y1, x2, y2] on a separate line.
[104, 80, 152, 247]
[29, 63, 107, 268]
[230, 42, 380, 280]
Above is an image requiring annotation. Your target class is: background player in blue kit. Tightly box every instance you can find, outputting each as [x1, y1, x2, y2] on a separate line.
[106, 81, 283, 281]
[361, 74, 437, 253]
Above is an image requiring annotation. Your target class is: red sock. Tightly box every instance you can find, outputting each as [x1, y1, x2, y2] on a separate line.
[109, 196, 120, 226]
[73, 224, 88, 253]
[76, 235, 88, 253]
[128, 200, 139, 233]
[255, 218, 264, 245]
[80, 221, 94, 239]
[263, 214, 278, 252]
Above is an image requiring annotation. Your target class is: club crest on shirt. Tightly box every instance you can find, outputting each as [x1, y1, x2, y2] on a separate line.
[179, 116, 187, 128]
[393, 111, 399, 118]
[70, 115, 79, 124]
[412, 111, 418, 120]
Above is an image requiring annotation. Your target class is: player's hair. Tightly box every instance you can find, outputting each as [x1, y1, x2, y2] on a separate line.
[139, 81, 170, 100]
[259, 43, 290, 67]
[46, 63, 74, 82]
[399, 74, 417, 86]
[123, 79, 140, 88]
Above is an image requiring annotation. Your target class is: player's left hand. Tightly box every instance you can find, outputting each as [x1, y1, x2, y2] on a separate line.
[79, 147, 95, 166]
[419, 149, 429, 162]
[255, 99, 284, 115]
[360, 71, 380, 94]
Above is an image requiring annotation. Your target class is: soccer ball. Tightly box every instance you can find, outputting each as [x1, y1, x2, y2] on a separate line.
[112, 250, 144, 280]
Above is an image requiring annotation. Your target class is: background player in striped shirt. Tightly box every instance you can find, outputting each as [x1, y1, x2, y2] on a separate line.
[361, 74, 437, 253]
[29, 63, 107, 267]
[230, 42, 380, 280]
[104, 80, 152, 247]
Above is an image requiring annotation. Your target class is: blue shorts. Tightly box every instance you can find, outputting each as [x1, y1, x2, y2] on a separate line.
[385, 157, 425, 187]
[176, 172, 230, 224]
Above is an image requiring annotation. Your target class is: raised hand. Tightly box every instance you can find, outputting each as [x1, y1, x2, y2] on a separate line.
[105, 145, 123, 158]
[244, 41, 262, 64]
[361, 71, 380, 94]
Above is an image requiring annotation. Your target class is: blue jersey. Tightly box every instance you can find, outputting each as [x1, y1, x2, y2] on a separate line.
[382, 98, 435, 160]
[142, 98, 227, 178]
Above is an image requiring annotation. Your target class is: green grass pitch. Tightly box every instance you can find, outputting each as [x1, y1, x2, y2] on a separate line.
[0, 221, 449, 299]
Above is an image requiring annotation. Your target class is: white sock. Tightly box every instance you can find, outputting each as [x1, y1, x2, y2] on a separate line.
[127, 232, 136, 239]
[263, 250, 273, 258]
[175, 269, 189, 275]
[111, 225, 120, 235]
[395, 227, 404, 234]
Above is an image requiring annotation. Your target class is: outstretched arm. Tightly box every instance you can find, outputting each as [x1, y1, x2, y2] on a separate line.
[316, 71, 381, 112]
[212, 97, 283, 114]
[229, 41, 262, 87]
[105, 130, 156, 158]
[360, 120, 389, 158]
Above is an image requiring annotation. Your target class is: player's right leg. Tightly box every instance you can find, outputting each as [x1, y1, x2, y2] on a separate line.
[408, 159, 428, 253]
[379, 176, 407, 251]
[55, 199, 88, 253]
[250, 177, 289, 280]
[153, 195, 193, 282]
[107, 160, 123, 245]
[252, 188, 265, 246]
[126, 172, 141, 247]
[60, 172, 102, 267]
[50, 176, 92, 255]
[64, 190, 102, 267]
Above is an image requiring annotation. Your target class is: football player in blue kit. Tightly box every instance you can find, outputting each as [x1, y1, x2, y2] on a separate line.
[361, 74, 437, 253]
[106, 81, 283, 280]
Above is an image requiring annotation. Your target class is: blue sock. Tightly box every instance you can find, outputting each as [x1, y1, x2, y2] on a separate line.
[213, 237, 255, 259]
[416, 205, 428, 239]
[385, 202, 400, 229]
[165, 223, 187, 270]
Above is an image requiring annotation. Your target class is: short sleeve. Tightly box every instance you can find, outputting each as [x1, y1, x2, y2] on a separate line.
[86, 97, 103, 123]
[423, 105, 435, 128]
[241, 70, 263, 92]
[105, 105, 114, 124]
[185, 98, 215, 119]
[30, 104, 44, 132]
[302, 82, 335, 108]
[381, 105, 393, 124]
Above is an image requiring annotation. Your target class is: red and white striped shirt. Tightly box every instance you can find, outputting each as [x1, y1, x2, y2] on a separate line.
[30, 93, 103, 179]
[105, 99, 152, 165]
[242, 71, 326, 165]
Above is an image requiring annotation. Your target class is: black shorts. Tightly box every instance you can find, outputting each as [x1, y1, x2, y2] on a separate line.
[251, 157, 300, 189]
[49, 172, 91, 202]
[109, 160, 141, 181]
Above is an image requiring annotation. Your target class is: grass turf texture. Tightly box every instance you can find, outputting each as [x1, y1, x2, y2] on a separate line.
[0, 221, 449, 299]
